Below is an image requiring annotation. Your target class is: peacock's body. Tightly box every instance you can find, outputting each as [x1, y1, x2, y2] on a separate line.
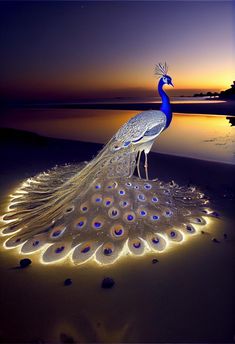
[1, 63, 216, 265]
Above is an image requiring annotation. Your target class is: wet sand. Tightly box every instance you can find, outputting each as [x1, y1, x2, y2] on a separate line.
[0, 129, 234, 343]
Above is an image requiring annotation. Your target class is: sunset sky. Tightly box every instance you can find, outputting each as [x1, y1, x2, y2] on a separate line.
[0, 1, 234, 101]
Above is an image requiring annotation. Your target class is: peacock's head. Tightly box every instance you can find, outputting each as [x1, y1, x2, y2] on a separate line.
[162, 74, 174, 87]
[154, 62, 174, 87]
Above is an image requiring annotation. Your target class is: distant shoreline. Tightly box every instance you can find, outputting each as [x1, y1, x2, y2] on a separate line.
[4, 100, 235, 115]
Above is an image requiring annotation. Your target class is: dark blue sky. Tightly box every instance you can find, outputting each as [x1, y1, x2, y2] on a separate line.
[0, 1, 234, 101]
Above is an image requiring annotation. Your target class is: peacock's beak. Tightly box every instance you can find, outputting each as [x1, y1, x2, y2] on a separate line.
[169, 81, 174, 87]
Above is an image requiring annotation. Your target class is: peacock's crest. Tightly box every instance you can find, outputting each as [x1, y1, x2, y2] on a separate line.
[154, 62, 168, 77]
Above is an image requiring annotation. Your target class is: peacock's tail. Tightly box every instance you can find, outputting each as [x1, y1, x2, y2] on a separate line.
[1, 151, 217, 265]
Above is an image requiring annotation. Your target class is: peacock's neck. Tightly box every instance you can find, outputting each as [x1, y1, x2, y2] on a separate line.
[158, 80, 172, 128]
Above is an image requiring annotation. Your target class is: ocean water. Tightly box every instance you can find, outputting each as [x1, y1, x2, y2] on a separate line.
[67, 96, 223, 104]
[0, 108, 234, 164]
[27, 96, 222, 105]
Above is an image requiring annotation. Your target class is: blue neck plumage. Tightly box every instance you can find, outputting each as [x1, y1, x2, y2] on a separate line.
[158, 79, 172, 128]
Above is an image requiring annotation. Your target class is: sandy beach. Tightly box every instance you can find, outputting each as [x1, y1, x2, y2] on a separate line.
[0, 128, 234, 343]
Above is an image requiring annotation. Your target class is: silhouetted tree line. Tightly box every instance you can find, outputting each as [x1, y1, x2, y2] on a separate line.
[193, 81, 235, 100]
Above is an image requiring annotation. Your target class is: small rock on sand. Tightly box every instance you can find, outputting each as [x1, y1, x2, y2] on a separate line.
[101, 277, 115, 289]
[64, 278, 72, 286]
[19, 258, 32, 268]
[152, 258, 159, 264]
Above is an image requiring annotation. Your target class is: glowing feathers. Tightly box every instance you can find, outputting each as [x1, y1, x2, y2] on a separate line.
[1, 164, 214, 266]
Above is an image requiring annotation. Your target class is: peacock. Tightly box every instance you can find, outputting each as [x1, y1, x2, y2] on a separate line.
[0, 63, 216, 266]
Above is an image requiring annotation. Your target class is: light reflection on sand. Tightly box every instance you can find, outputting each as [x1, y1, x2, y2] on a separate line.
[0, 109, 234, 164]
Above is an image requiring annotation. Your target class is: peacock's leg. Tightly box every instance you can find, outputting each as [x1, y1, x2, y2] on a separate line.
[137, 151, 142, 179]
[144, 151, 149, 180]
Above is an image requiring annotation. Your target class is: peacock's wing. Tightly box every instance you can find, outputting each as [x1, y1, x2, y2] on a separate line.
[2, 167, 216, 266]
[115, 110, 167, 144]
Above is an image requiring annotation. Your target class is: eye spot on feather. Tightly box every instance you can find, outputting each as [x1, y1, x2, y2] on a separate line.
[164, 210, 173, 217]
[118, 189, 125, 196]
[92, 217, 104, 230]
[151, 214, 159, 221]
[81, 244, 91, 254]
[91, 194, 103, 204]
[152, 196, 158, 203]
[185, 224, 196, 234]
[201, 209, 209, 214]
[55, 246, 64, 254]
[144, 183, 152, 190]
[137, 194, 146, 202]
[119, 200, 129, 208]
[189, 216, 206, 225]
[123, 211, 135, 223]
[125, 182, 132, 188]
[103, 243, 114, 256]
[165, 229, 183, 242]
[80, 202, 89, 213]
[139, 209, 147, 217]
[134, 185, 140, 190]
[133, 241, 141, 248]
[33, 240, 40, 247]
[152, 236, 160, 244]
[130, 238, 143, 250]
[110, 224, 125, 239]
[94, 183, 101, 190]
[108, 207, 120, 219]
[103, 197, 113, 207]
[52, 230, 61, 237]
[50, 226, 66, 238]
[64, 205, 74, 214]
[74, 217, 87, 230]
[103, 248, 112, 255]
[114, 228, 123, 237]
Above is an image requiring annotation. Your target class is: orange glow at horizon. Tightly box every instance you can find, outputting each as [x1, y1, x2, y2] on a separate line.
[12, 62, 234, 96]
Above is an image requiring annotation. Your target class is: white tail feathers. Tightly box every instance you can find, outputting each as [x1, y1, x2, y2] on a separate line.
[1, 164, 216, 266]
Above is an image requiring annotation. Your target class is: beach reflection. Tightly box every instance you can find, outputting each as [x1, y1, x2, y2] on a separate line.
[1, 109, 234, 164]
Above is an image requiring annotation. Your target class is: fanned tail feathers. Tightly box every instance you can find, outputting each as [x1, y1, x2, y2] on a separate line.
[1, 163, 217, 266]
